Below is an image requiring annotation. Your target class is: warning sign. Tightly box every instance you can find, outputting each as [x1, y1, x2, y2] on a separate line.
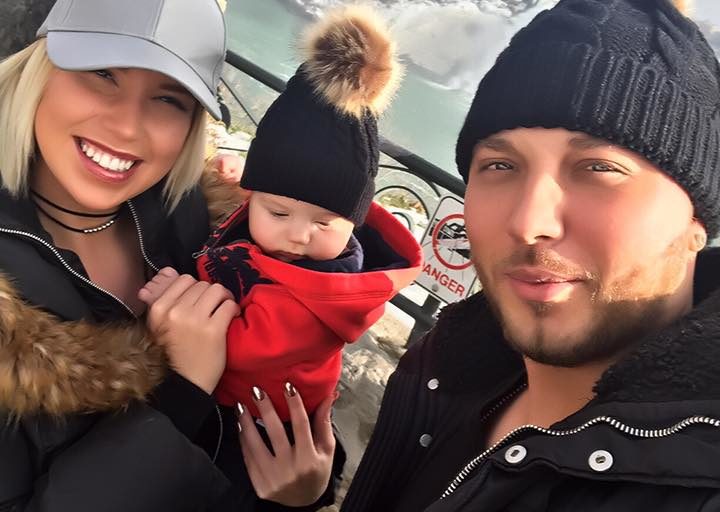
[416, 196, 477, 303]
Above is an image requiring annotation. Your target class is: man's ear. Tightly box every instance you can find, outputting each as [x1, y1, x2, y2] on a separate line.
[689, 219, 708, 253]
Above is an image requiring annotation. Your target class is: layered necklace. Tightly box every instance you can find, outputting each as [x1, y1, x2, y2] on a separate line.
[31, 190, 122, 234]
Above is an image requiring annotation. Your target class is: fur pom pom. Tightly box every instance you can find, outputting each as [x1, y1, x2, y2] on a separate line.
[300, 5, 402, 119]
[672, 0, 690, 15]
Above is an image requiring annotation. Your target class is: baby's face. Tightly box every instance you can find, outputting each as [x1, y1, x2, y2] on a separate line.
[248, 192, 354, 262]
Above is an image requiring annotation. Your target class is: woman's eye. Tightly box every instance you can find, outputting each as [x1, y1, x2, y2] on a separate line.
[157, 96, 189, 112]
[316, 221, 330, 227]
[93, 69, 115, 82]
[270, 211, 288, 218]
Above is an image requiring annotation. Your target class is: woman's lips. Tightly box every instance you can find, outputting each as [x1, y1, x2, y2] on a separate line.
[75, 137, 141, 184]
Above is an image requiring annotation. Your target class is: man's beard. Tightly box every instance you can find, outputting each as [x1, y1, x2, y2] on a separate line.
[476, 237, 690, 368]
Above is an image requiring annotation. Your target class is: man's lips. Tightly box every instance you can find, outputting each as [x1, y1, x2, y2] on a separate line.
[505, 267, 586, 302]
[507, 268, 585, 284]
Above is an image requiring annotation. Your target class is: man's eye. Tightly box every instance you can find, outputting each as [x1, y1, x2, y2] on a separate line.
[316, 221, 330, 227]
[482, 161, 513, 171]
[587, 162, 621, 173]
[270, 211, 288, 217]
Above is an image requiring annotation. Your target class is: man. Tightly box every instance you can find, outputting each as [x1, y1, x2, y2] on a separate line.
[341, 0, 720, 510]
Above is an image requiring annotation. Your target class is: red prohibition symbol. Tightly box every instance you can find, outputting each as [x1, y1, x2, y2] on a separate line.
[431, 213, 472, 271]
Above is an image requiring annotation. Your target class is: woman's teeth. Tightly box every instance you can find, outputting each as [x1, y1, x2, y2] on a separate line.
[80, 140, 136, 172]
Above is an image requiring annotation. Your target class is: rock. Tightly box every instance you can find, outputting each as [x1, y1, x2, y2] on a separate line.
[325, 314, 409, 508]
[0, 0, 54, 58]
[337, 334, 398, 469]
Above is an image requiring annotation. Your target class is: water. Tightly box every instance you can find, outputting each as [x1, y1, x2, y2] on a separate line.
[225, 0, 720, 176]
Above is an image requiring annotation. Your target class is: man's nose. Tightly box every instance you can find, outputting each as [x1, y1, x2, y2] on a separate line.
[507, 173, 564, 245]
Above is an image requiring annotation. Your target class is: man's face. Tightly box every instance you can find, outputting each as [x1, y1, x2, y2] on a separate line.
[464, 127, 705, 367]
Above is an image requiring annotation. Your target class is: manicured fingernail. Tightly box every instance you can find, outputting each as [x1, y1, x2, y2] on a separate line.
[284, 382, 297, 397]
[237, 403, 245, 416]
[252, 386, 265, 401]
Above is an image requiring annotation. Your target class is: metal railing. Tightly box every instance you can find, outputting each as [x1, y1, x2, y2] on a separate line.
[223, 49, 467, 343]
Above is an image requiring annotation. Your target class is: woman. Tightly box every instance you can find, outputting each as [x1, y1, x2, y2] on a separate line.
[0, 0, 337, 510]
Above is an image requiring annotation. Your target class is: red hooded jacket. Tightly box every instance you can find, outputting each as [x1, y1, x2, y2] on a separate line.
[196, 202, 422, 420]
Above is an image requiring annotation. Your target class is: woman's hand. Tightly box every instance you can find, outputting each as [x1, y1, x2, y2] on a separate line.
[140, 269, 239, 394]
[238, 384, 337, 507]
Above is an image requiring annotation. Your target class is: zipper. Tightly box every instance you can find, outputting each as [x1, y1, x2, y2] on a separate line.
[0, 226, 138, 317]
[126, 200, 159, 274]
[194, 208, 248, 261]
[477, 384, 526, 430]
[0, 200, 159, 318]
[441, 413, 720, 499]
[193, 236, 252, 261]
[211, 404, 223, 463]
[192, 247, 209, 260]
[433, 383, 525, 499]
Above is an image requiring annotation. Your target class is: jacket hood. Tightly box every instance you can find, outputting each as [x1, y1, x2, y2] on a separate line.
[201, 201, 423, 342]
[593, 248, 720, 404]
[0, 272, 167, 417]
[430, 247, 720, 406]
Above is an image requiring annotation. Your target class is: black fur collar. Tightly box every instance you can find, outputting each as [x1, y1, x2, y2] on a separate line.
[430, 248, 720, 403]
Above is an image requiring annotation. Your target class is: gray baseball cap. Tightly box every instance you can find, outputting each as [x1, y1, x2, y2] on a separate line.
[37, 0, 226, 119]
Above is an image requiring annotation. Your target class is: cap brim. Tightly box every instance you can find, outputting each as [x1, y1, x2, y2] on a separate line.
[46, 32, 222, 119]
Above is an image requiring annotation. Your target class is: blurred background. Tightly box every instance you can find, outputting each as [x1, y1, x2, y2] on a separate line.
[223, 0, 720, 176]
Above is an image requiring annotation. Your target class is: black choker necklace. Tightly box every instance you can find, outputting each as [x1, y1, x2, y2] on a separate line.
[31, 190, 121, 217]
[30, 190, 121, 234]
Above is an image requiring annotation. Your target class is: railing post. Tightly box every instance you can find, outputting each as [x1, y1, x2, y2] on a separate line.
[406, 295, 443, 347]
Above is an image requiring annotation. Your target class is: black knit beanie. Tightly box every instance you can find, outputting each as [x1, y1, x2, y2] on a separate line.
[456, 0, 720, 236]
[240, 6, 401, 225]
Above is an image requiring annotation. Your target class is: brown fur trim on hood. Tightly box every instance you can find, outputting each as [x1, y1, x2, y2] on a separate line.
[199, 161, 250, 228]
[0, 274, 167, 418]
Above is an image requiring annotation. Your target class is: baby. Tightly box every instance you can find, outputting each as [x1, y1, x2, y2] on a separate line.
[140, 6, 422, 421]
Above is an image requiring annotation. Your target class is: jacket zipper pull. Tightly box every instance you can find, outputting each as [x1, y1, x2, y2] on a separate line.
[192, 248, 209, 260]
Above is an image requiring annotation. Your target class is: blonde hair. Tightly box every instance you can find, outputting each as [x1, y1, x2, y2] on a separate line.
[0, 39, 208, 212]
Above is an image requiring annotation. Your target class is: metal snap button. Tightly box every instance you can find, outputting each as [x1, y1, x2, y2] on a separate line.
[504, 444, 527, 464]
[427, 378, 440, 390]
[419, 434, 433, 447]
[588, 450, 614, 472]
